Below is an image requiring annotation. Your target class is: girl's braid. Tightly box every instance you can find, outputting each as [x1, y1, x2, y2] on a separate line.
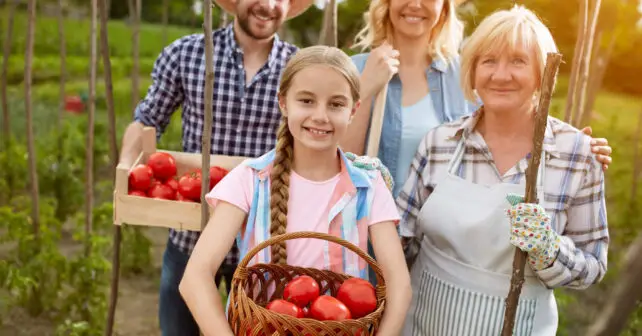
[268, 118, 293, 265]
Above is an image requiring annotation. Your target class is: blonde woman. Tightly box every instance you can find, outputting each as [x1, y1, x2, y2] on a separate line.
[398, 6, 609, 335]
[344, 0, 612, 198]
[179, 46, 411, 336]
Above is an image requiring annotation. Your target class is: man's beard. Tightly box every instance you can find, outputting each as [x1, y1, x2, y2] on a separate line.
[236, 7, 282, 40]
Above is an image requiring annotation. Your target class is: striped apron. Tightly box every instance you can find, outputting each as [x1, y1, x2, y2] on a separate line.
[402, 138, 558, 336]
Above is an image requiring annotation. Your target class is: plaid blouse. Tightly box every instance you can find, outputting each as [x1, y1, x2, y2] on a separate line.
[397, 108, 609, 289]
[134, 24, 298, 264]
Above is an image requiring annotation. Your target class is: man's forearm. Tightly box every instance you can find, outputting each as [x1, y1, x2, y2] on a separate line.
[119, 121, 145, 167]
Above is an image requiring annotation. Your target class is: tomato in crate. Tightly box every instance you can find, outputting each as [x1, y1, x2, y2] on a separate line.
[113, 126, 248, 232]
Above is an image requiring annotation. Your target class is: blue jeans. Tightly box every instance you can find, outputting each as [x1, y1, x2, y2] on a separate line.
[159, 239, 200, 336]
[158, 240, 237, 336]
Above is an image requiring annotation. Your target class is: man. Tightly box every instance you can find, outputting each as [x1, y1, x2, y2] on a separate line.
[117, 0, 313, 334]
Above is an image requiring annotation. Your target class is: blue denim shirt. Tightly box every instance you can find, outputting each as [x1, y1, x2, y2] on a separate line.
[350, 53, 478, 190]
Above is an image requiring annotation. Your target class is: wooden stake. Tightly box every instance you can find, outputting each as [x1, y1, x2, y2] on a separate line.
[101, 0, 122, 330]
[1, 0, 16, 151]
[85, 0, 98, 257]
[57, 0, 66, 126]
[574, 0, 602, 128]
[201, 0, 214, 230]
[25, 0, 39, 242]
[129, 0, 141, 115]
[318, 0, 337, 47]
[500, 52, 563, 335]
[564, 0, 588, 124]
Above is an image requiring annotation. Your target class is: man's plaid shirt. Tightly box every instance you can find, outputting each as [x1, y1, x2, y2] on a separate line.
[134, 24, 298, 265]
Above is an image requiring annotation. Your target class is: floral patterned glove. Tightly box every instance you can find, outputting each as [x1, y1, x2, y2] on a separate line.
[506, 194, 561, 270]
[344, 152, 394, 192]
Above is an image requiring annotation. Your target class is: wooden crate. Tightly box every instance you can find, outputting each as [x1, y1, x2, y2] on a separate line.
[113, 127, 250, 231]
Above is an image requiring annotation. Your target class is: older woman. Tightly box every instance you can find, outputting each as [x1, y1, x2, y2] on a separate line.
[397, 6, 609, 335]
[344, 0, 612, 198]
[344, 0, 612, 287]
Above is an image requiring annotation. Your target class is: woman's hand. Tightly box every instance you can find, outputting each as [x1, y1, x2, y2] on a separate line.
[506, 194, 561, 271]
[360, 42, 400, 99]
[345, 152, 394, 192]
[581, 126, 612, 170]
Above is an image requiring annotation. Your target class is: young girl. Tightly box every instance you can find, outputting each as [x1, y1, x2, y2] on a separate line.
[179, 45, 412, 336]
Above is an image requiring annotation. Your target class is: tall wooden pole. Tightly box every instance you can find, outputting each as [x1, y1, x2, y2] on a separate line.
[102, 0, 122, 330]
[2, 0, 16, 151]
[25, 0, 39, 242]
[201, 1, 215, 229]
[318, 0, 337, 47]
[501, 53, 563, 335]
[564, 0, 588, 124]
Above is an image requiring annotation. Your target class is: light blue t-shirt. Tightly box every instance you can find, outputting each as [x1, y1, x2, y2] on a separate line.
[350, 53, 479, 195]
[394, 94, 441, 197]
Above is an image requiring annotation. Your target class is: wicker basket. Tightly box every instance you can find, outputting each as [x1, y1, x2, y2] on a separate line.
[227, 231, 386, 336]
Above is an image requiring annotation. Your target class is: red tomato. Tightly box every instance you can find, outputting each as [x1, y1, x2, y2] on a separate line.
[147, 152, 177, 181]
[283, 275, 320, 308]
[309, 295, 352, 321]
[165, 177, 178, 191]
[128, 164, 154, 191]
[147, 183, 176, 200]
[302, 306, 310, 317]
[177, 170, 202, 201]
[336, 278, 377, 318]
[64, 95, 84, 114]
[265, 299, 305, 318]
[208, 166, 228, 189]
[128, 190, 147, 197]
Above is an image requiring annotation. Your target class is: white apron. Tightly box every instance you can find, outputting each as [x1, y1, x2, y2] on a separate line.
[402, 138, 558, 336]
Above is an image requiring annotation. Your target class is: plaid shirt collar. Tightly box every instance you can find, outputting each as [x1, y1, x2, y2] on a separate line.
[222, 24, 284, 71]
[451, 106, 561, 158]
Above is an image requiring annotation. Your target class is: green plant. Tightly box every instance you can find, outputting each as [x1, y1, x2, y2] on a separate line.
[0, 197, 68, 317]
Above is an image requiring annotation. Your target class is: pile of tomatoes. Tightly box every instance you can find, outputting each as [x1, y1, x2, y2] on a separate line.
[250, 275, 377, 335]
[127, 152, 228, 202]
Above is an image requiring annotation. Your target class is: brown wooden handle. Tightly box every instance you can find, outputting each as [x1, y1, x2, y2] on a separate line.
[365, 85, 388, 157]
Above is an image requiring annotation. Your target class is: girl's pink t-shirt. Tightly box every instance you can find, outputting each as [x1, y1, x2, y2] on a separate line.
[205, 164, 400, 270]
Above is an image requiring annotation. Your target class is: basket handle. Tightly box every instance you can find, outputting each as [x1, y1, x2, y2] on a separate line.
[236, 231, 385, 286]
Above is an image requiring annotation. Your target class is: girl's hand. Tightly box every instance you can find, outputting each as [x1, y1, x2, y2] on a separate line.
[506, 194, 561, 270]
[360, 42, 400, 99]
[345, 152, 394, 191]
[581, 126, 612, 170]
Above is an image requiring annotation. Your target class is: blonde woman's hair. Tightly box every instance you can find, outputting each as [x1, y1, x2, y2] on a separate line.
[460, 5, 559, 102]
[269, 45, 361, 265]
[352, 0, 464, 62]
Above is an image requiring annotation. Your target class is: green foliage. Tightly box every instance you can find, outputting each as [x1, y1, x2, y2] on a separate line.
[4, 55, 156, 86]
[3, 9, 198, 59]
[0, 197, 68, 317]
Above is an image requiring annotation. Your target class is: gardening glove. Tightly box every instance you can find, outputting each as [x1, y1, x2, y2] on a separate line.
[506, 193, 561, 270]
[344, 152, 394, 192]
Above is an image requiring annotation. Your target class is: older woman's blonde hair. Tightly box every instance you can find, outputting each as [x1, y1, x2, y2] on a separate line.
[352, 0, 464, 62]
[460, 5, 559, 102]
